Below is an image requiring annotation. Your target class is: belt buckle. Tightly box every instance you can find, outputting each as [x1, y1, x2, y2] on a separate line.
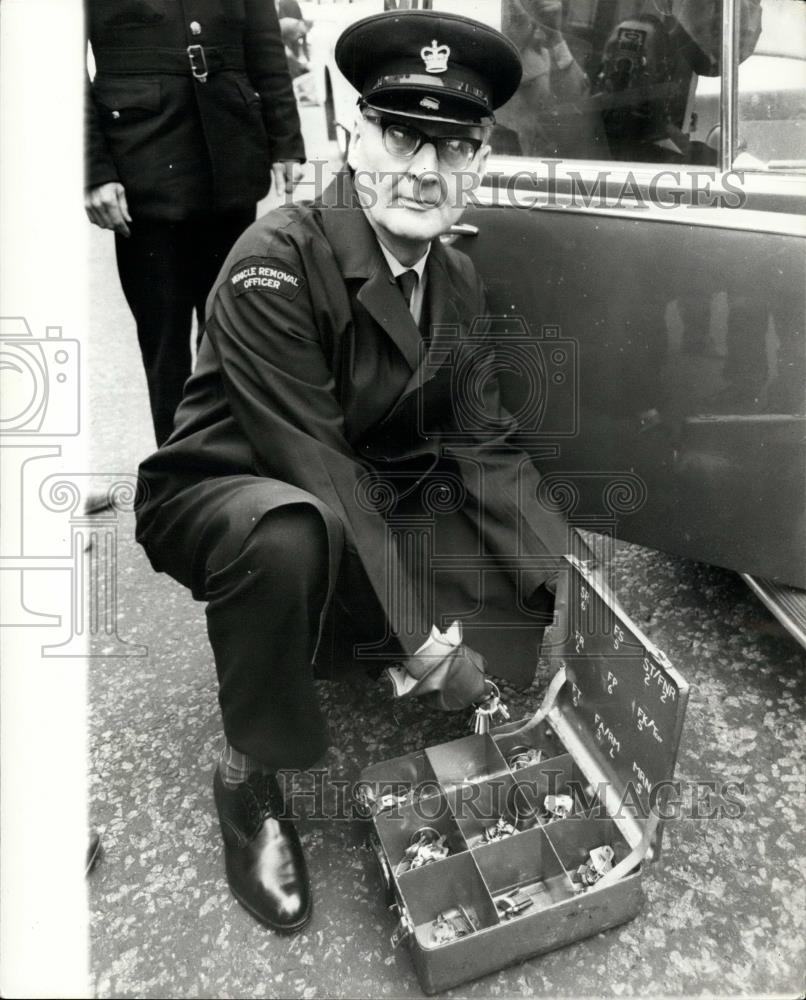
[187, 44, 209, 82]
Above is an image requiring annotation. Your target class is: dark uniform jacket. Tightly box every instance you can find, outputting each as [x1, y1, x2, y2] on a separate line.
[136, 171, 573, 685]
[85, 0, 305, 218]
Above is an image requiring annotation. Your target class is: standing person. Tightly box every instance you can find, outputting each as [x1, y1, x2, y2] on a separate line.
[84, 0, 305, 446]
[135, 10, 580, 934]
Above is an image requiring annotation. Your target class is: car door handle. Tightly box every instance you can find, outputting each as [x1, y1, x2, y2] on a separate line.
[447, 223, 479, 237]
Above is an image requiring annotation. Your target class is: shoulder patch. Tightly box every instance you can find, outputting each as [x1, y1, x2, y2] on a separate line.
[229, 257, 306, 301]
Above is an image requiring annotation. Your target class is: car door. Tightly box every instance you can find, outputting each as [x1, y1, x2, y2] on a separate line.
[451, 0, 805, 588]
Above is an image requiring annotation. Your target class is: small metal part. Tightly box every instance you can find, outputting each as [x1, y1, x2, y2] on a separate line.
[575, 844, 615, 886]
[543, 793, 574, 820]
[494, 890, 535, 919]
[396, 826, 450, 875]
[483, 817, 517, 843]
[409, 826, 442, 849]
[430, 915, 460, 945]
[187, 43, 209, 82]
[377, 792, 410, 812]
[507, 746, 543, 770]
[428, 904, 477, 946]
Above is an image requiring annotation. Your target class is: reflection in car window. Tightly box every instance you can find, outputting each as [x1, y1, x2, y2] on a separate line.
[735, 0, 806, 169]
[492, 0, 764, 166]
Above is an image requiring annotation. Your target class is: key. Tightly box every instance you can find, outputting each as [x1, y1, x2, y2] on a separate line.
[495, 700, 511, 722]
[473, 696, 497, 734]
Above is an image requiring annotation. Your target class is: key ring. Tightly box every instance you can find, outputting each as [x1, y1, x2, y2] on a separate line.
[507, 745, 543, 771]
[396, 826, 450, 875]
[409, 826, 441, 848]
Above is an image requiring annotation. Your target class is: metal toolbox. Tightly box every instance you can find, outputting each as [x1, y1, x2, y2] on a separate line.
[357, 556, 689, 994]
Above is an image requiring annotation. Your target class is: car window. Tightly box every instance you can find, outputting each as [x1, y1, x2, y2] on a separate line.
[735, 0, 806, 169]
[492, 0, 764, 167]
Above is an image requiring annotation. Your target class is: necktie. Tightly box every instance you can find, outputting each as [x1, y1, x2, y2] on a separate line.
[396, 269, 418, 312]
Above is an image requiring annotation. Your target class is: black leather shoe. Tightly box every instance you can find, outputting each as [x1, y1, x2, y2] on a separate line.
[213, 768, 312, 933]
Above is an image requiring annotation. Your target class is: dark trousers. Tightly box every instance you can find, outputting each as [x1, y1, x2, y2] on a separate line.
[203, 504, 396, 771]
[115, 210, 254, 445]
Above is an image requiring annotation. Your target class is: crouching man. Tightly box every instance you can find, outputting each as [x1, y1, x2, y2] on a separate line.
[135, 10, 578, 934]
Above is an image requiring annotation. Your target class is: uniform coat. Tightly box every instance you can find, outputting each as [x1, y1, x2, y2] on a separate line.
[85, 0, 305, 218]
[136, 171, 574, 687]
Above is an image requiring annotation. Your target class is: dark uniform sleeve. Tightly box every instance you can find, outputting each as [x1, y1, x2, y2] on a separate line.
[244, 0, 306, 163]
[84, 60, 119, 191]
[206, 242, 426, 653]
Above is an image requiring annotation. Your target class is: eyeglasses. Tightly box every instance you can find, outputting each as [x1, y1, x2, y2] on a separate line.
[361, 109, 483, 170]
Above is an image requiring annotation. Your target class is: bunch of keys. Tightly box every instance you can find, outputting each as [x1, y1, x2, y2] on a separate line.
[472, 681, 510, 735]
[575, 845, 615, 887]
[507, 746, 543, 770]
[494, 889, 535, 920]
[396, 826, 450, 875]
[483, 816, 517, 843]
[428, 905, 477, 946]
[543, 793, 574, 820]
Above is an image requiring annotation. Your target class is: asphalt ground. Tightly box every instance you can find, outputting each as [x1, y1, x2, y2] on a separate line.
[86, 103, 805, 999]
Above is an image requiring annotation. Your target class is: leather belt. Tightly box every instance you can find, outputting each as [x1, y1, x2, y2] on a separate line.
[93, 45, 246, 82]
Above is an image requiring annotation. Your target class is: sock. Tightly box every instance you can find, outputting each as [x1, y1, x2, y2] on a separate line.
[218, 742, 272, 788]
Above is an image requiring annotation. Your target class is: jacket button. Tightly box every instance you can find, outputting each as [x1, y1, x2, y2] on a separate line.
[111, 110, 120, 119]
[190, 20, 202, 35]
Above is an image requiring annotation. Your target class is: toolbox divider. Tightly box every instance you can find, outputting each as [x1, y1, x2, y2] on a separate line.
[426, 733, 510, 789]
[396, 850, 502, 949]
[359, 749, 439, 801]
[445, 770, 525, 848]
[471, 824, 578, 912]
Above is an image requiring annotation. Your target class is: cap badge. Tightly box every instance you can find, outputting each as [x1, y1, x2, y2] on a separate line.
[420, 96, 440, 110]
[421, 39, 450, 74]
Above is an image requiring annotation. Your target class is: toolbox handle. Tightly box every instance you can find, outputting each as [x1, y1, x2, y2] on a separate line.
[505, 664, 567, 740]
[594, 809, 660, 887]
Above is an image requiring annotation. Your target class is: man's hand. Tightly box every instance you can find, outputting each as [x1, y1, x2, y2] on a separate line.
[530, 0, 563, 43]
[385, 622, 488, 711]
[84, 181, 132, 237]
[271, 159, 305, 198]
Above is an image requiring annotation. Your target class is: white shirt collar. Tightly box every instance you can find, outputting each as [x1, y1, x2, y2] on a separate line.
[378, 242, 430, 282]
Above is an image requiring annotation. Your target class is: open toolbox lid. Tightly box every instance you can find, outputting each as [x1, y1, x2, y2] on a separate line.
[534, 555, 689, 861]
